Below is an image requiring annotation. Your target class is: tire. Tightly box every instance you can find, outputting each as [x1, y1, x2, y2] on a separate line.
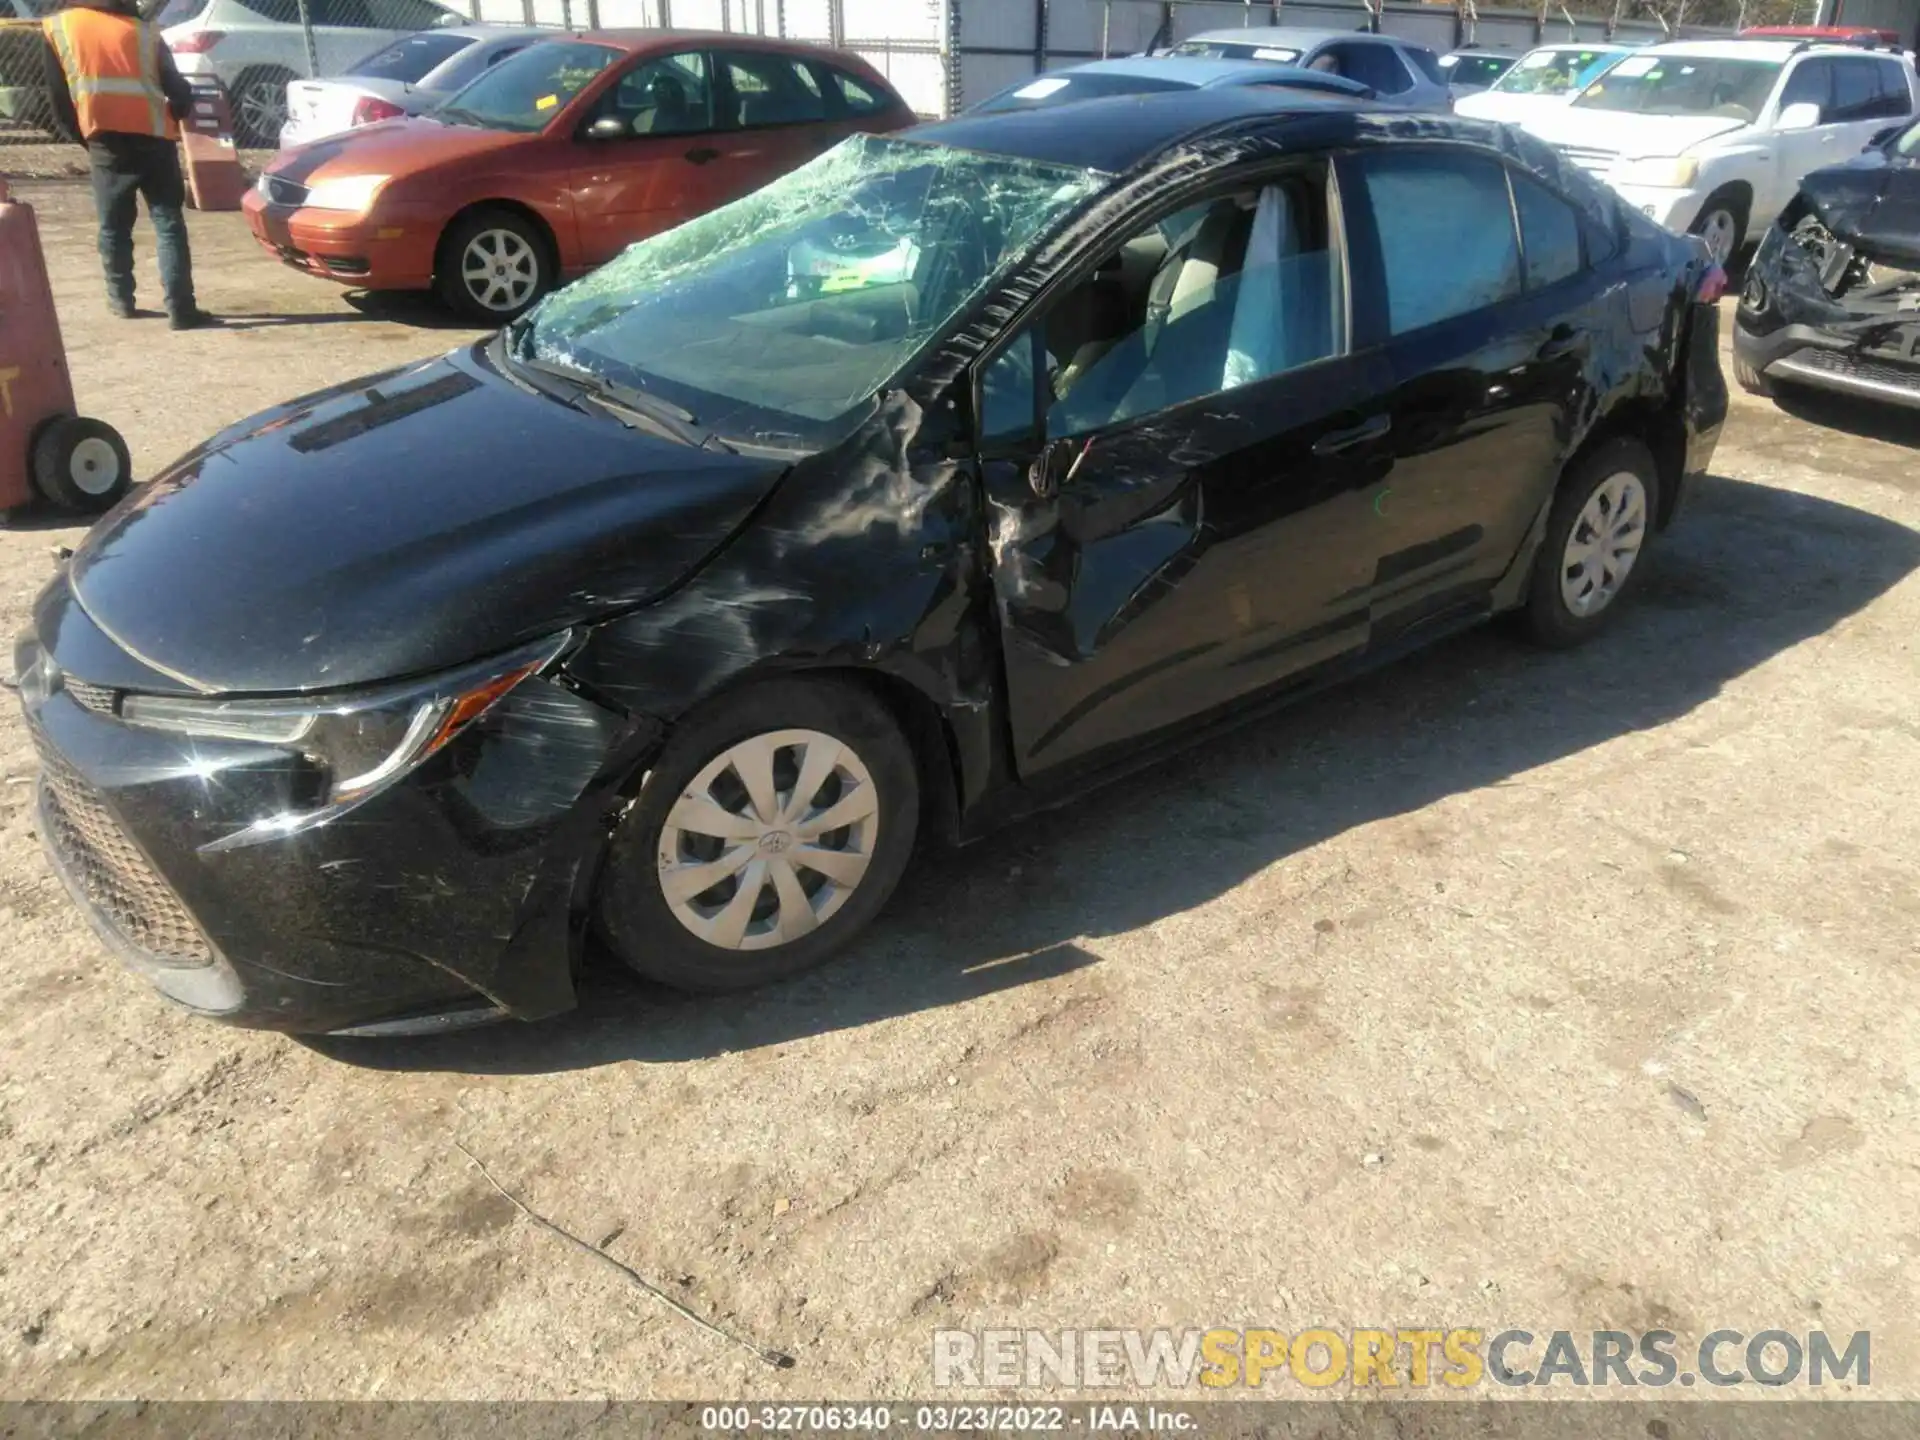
[1689, 188, 1749, 268]
[1732, 349, 1773, 398]
[597, 678, 920, 993]
[31, 415, 132, 515]
[435, 208, 553, 325]
[231, 66, 294, 149]
[1522, 437, 1658, 649]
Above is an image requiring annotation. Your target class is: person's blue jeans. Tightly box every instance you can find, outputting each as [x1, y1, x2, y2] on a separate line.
[87, 133, 195, 316]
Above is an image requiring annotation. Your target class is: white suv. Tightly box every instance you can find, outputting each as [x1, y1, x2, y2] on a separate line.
[1522, 39, 1918, 263]
[157, 0, 463, 147]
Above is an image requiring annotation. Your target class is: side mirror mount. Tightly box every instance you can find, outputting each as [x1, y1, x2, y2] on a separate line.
[584, 115, 628, 141]
[1868, 124, 1901, 149]
[1776, 101, 1821, 131]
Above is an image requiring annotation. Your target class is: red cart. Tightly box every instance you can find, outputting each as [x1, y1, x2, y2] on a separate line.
[0, 175, 131, 516]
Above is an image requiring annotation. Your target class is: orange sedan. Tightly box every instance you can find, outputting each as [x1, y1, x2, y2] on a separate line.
[243, 30, 915, 322]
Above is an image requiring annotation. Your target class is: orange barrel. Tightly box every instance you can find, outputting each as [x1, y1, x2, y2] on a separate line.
[0, 176, 78, 511]
[181, 76, 247, 212]
[0, 178, 131, 516]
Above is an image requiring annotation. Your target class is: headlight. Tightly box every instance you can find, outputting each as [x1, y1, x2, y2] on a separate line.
[1614, 156, 1699, 188]
[120, 634, 570, 851]
[299, 173, 391, 214]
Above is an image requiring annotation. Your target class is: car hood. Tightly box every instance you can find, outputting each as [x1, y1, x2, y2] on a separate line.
[1795, 150, 1920, 265]
[1525, 109, 1748, 158]
[1452, 91, 1574, 123]
[66, 346, 791, 695]
[268, 114, 516, 183]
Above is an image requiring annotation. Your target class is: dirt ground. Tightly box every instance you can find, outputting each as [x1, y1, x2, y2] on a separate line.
[0, 179, 1916, 1404]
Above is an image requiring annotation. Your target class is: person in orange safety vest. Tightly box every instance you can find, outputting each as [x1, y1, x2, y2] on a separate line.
[42, 0, 212, 328]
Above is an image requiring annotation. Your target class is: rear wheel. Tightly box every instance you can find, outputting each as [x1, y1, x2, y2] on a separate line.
[232, 66, 294, 148]
[597, 678, 920, 993]
[1522, 437, 1657, 648]
[31, 415, 132, 515]
[435, 208, 552, 324]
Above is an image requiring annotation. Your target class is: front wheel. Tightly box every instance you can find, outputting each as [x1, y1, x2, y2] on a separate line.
[1522, 437, 1658, 648]
[435, 208, 552, 324]
[1690, 190, 1748, 267]
[597, 678, 921, 993]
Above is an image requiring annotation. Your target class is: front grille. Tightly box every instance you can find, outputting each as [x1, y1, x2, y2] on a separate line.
[62, 677, 116, 716]
[31, 728, 211, 965]
[259, 173, 308, 207]
[1556, 145, 1618, 176]
[1793, 347, 1920, 392]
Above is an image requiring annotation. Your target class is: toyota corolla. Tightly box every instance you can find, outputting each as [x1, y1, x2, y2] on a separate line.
[17, 90, 1725, 1036]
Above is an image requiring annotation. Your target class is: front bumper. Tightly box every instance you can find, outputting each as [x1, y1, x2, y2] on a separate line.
[15, 583, 655, 1034]
[242, 189, 437, 291]
[1734, 318, 1920, 409]
[1734, 219, 1920, 410]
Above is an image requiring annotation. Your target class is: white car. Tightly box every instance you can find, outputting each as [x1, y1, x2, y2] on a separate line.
[157, 0, 464, 147]
[1522, 38, 1919, 263]
[278, 23, 546, 149]
[1453, 42, 1639, 125]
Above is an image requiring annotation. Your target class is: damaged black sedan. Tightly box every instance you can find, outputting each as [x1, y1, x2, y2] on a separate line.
[16, 90, 1726, 1035]
[1734, 118, 1920, 408]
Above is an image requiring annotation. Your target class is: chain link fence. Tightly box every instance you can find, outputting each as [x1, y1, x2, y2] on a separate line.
[0, 0, 1854, 151]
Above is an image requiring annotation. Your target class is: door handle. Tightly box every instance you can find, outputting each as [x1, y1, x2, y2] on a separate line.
[1027, 436, 1081, 499]
[1537, 325, 1585, 360]
[1311, 414, 1390, 457]
[685, 146, 721, 165]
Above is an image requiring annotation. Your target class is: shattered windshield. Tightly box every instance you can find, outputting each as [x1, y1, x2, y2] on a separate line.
[518, 134, 1108, 442]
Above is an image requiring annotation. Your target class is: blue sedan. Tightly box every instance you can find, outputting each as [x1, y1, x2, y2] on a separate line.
[970, 55, 1373, 113]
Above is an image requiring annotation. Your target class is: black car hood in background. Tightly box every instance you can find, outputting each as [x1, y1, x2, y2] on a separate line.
[68, 346, 790, 695]
[1796, 149, 1920, 264]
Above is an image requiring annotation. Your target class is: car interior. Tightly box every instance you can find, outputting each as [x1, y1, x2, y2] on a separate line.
[1006, 168, 1346, 437]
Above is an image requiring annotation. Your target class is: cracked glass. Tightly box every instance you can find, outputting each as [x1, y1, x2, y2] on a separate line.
[518, 134, 1108, 441]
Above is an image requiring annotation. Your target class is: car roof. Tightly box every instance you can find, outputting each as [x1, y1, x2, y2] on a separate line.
[435, 23, 556, 41]
[1181, 27, 1363, 49]
[1448, 47, 1520, 57]
[573, 27, 845, 58]
[916, 86, 1376, 172]
[1049, 55, 1333, 86]
[1635, 38, 1814, 60]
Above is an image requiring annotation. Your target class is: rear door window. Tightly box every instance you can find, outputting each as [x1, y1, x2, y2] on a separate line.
[1829, 58, 1881, 121]
[1346, 148, 1522, 337]
[719, 50, 829, 128]
[1511, 171, 1583, 290]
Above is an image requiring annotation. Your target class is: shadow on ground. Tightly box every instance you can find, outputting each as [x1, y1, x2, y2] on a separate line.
[309, 471, 1920, 1076]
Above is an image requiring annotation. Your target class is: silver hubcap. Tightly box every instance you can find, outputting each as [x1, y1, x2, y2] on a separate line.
[68, 436, 119, 496]
[462, 229, 539, 312]
[1698, 208, 1738, 265]
[657, 728, 879, 951]
[1560, 471, 1647, 618]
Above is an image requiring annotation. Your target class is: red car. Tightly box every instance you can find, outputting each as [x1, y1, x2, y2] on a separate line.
[243, 30, 916, 322]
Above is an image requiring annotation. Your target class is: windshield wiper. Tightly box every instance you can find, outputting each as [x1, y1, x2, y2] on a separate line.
[505, 346, 730, 451]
